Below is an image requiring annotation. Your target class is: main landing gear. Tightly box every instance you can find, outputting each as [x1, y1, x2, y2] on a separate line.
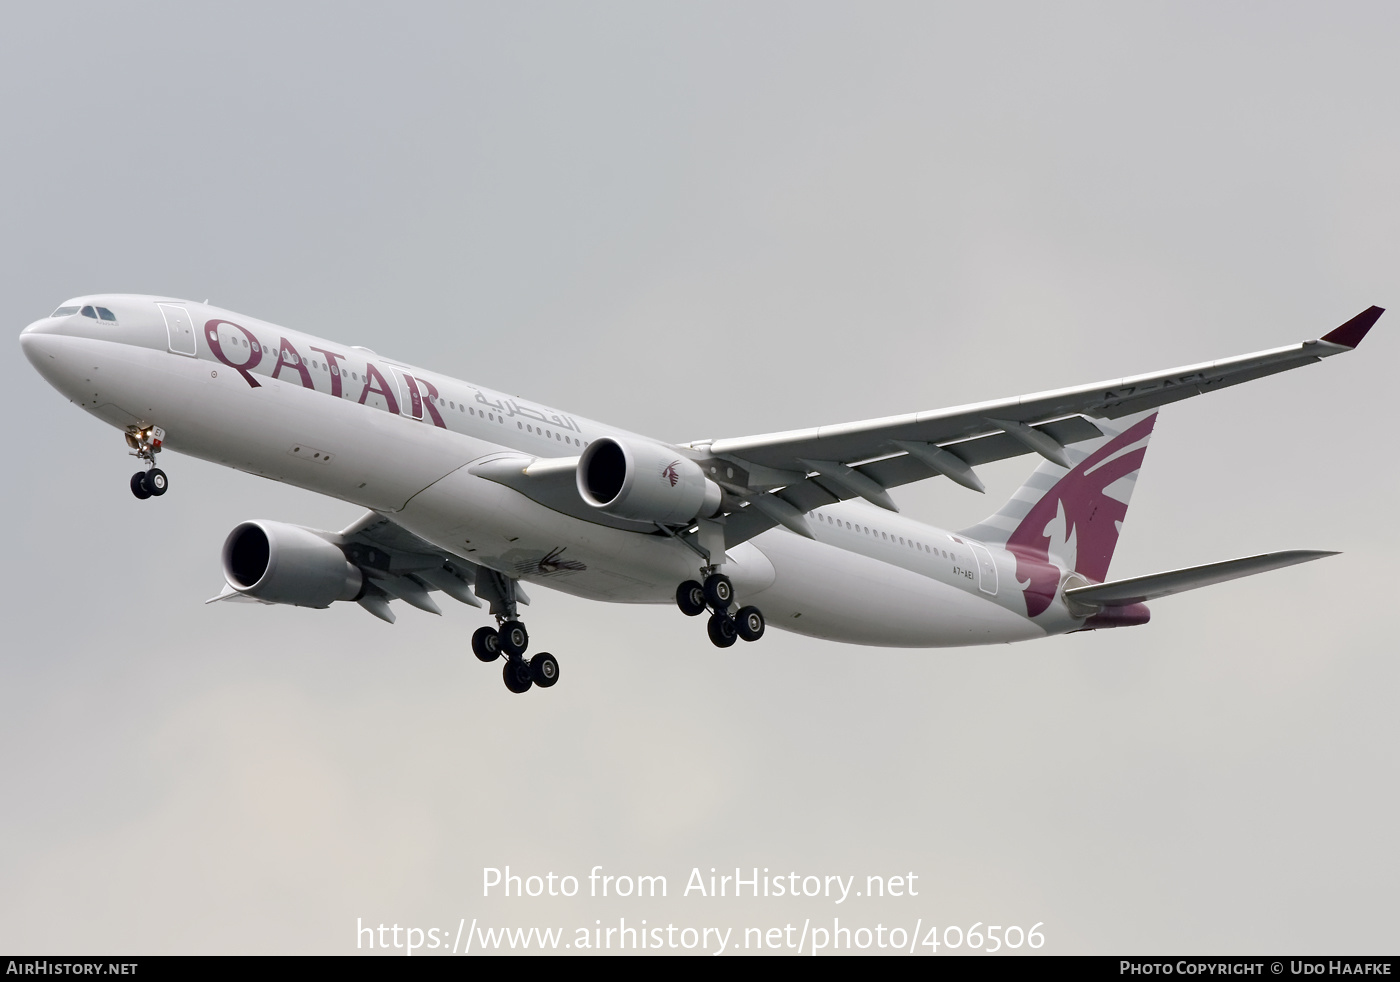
[469, 573, 559, 694]
[473, 624, 560, 694]
[676, 570, 765, 649]
[126, 426, 170, 500]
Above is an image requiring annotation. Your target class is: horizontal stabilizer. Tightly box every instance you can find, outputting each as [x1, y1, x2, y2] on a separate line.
[1065, 550, 1338, 607]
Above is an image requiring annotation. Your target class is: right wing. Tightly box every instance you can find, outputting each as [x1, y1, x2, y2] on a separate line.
[693, 307, 1382, 547]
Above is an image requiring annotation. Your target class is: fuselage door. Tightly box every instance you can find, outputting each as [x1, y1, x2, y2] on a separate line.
[391, 368, 424, 420]
[970, 541, 999, 596]
[158, 303, 197, 356]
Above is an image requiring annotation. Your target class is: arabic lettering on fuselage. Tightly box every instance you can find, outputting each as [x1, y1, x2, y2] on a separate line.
[201, 318, 578, 433]
[473, 391, 580, 432]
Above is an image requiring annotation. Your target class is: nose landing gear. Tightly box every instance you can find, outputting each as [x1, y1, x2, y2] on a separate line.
[679, 570, 765, 648]
[126, 426, 170, 500]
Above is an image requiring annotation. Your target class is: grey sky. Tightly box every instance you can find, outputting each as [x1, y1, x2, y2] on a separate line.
[2, 2, 1397, 954]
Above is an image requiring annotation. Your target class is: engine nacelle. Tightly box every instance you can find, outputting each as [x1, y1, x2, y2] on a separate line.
[222, 520, 364, 608]
[577, 437, 722, 525]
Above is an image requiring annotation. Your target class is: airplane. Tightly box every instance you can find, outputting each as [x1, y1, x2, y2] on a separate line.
[19, 296, 1382, 694]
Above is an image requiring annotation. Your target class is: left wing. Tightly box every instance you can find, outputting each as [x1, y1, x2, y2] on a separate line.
[208, 512, 514, 623]
[690, 307, 1382, 547]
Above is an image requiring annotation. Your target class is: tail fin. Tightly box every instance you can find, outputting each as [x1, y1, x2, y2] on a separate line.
[960, 411, 1158, 614]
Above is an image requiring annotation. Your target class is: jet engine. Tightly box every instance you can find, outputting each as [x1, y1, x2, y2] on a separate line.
[222, 520, 364, 608]
[577, 437, 722, 525]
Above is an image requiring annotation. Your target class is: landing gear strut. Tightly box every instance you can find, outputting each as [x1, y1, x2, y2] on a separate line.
[470, 571, 560, 694]
[678, 568, 765, 649]
[127, 426, 169, 500]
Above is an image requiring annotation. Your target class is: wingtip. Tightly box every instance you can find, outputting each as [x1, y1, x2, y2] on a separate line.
[1321, 306, 1384, 348]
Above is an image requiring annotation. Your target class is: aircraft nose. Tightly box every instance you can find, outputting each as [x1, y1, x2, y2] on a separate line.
[20, 314, 67, 338]
[19, 318, 62, 368]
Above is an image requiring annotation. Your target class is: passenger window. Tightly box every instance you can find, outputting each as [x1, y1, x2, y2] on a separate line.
[80, 306, 98, 319]
[97, 307, 116, 322]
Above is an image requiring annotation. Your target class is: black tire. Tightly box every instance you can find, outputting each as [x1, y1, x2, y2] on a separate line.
[703, 573, 733, 610]
[471, 626, 502, 662]
[499, 620, 529, 657]
[530, 652, 560, 688]
[503, 659, 533, 693]
[707, 612, 738, 648]
[676, 580, 707, 617]
[130, 472, 151, 500]
[735, 606, 765, 642]
[145, 468, 168, 496]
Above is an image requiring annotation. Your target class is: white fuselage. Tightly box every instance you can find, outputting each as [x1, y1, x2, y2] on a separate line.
[21, 295, 1072, 647]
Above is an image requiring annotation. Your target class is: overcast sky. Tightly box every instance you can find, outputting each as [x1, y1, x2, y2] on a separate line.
[2, 1, 1397, 955]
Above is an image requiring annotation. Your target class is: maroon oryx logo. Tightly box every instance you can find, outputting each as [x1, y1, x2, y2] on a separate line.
[663, 461, 681, 487]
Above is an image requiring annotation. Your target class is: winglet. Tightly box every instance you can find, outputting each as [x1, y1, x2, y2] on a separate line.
[1321, 306, 1384, 348]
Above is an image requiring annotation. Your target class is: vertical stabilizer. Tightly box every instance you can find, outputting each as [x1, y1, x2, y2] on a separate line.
[960, 411, 1157, 615]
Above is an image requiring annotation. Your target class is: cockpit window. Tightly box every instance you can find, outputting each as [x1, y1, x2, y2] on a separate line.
[50, 306, 80, 317]
[97, 307, 116, 322]
[80, 306, 98, 319]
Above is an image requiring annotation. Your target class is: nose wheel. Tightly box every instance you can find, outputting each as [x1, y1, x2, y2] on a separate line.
[678, 571, 765, 648]
[126, 426, 170, 500]
[130, 467, 168, 499]
[129, 468, 168, 498]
